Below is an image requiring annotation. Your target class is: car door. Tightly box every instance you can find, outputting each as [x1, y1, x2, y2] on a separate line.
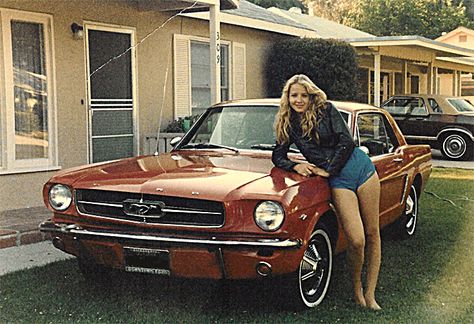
[382, 97, 436, 145]
[355, 112, 409, 227]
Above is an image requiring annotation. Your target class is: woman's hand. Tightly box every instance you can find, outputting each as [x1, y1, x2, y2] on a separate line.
[293, 163, 330, 178]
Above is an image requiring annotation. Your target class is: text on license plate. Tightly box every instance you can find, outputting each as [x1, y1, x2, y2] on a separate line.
[123, 246, 170, 276]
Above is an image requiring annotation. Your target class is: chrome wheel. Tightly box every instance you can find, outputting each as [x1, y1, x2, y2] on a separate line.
[298, 227, 332, 307]
[404, 185, 418, 236]
[442, 133, 469, 160]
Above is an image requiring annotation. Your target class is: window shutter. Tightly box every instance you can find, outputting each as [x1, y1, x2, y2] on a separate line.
[173, 34, 191, 118]
[232, 42, 246, 100]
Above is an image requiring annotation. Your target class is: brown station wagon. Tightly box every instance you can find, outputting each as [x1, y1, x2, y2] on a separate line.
[381, 94, 474, 161]
[40, 99, 432, 308]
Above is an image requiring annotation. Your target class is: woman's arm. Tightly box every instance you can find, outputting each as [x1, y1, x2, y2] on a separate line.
[272, 141, 298, 172]
[326, 103, 356, 176]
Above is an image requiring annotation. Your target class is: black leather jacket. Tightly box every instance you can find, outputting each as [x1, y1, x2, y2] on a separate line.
[272, 102, 355, 176]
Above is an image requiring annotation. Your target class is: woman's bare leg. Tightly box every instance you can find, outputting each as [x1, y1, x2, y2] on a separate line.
[332, 188, 366, 307]
[357, 173, 381, 310]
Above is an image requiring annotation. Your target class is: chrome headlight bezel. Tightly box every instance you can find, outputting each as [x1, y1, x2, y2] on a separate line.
[254, 201, 285, 232]
[48, 184, 73, 211]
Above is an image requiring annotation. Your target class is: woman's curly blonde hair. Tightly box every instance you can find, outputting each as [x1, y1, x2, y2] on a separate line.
[275, 74, 327, 144]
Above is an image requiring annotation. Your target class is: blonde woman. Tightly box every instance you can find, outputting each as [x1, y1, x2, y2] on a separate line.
[272, 74, 382, 310]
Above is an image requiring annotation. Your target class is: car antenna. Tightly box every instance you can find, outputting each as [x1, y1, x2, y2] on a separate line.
[154, 55, 170, 156]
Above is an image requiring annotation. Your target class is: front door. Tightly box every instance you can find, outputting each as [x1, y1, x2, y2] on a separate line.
[86, 26, 136, 163]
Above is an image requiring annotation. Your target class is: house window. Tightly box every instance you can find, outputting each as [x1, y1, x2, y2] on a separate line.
[459, 35, 467, 43]
[1, 10, 56, 172]
[190, 41, 229, 115]
[173, 34, 246, 119]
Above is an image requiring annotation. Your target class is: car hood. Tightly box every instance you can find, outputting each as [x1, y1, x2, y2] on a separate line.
[49, 151, 304, 201]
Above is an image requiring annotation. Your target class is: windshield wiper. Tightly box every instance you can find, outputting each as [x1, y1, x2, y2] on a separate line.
[180, 142, 239, 153]
[250, 144, 300, 153]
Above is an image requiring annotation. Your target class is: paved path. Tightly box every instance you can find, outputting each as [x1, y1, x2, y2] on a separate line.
[431, 149, 474, 169]
[0, 241, 73, 276]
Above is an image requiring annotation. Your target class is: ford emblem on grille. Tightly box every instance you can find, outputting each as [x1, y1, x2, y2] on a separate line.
[122, 199, 166, 218]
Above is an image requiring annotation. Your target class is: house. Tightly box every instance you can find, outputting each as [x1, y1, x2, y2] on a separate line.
[0, 0, 312, 212]
[436, 26, 474, 96]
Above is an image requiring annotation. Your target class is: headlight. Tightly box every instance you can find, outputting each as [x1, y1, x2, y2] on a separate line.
[254, 201, 285, 232]
[48, 184, 72, 211]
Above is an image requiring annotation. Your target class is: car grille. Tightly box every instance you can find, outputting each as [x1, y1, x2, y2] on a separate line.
[75, 189, 225, 227]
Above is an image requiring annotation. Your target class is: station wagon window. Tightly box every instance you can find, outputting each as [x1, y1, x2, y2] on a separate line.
[428, 98, 442, 113]
[448, 98, 474, 112]
[382, 97, 427, 116]
[356, 113, 398, 156]
[0, 10, 57, 172]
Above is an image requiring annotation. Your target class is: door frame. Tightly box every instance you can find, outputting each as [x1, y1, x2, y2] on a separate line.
[84, 22, 138, 163]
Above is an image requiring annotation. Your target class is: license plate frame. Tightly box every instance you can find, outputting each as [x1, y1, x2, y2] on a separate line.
[123, 246, 170, 276]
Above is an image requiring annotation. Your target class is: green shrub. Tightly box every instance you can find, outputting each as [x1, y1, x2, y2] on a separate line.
[265, 38, 359, 101]
[163, 115, 200, 133]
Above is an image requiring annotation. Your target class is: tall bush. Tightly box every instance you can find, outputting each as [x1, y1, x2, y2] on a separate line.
[265, 38, 359, 101]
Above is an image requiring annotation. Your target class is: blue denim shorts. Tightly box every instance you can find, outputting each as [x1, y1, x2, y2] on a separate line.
[328, 147, 376, 192]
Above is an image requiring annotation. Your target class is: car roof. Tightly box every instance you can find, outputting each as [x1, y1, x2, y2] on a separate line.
[214, 98, 381, 114]
[389, 94, 464, 100]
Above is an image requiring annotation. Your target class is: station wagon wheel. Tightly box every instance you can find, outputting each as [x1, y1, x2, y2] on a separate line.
[441, 133, 472, 161]
[297, 225, 333, 308]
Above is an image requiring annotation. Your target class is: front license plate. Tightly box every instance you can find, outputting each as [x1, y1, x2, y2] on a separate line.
[123, 247, 170, 276]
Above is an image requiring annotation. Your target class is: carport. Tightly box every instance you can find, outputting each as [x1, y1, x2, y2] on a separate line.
[345, 36, 474, 106]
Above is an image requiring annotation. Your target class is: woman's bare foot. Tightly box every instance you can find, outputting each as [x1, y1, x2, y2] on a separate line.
[365, 296, 381, 310]
[354, 289, 366, 307]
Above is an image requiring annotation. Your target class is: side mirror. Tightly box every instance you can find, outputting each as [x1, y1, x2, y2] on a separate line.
[170, 136, 182, 147]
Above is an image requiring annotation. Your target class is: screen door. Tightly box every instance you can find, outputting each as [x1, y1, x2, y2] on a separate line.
[86, 27, 135, 163]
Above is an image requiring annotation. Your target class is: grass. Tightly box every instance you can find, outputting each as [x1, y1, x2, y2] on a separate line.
[1, 167, 473, 323]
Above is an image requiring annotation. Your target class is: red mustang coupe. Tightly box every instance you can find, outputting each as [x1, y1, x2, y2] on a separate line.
[41, 99, 432, 308]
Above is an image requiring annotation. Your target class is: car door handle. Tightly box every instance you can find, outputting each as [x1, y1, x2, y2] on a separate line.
[393, 158, 403, 162]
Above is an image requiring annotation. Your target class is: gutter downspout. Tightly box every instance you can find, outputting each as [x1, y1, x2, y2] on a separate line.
[210, 1, 221, 105]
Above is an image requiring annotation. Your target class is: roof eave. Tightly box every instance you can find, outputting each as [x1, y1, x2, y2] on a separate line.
[344, 36, 474, 57]
[181, 11, 318, 37]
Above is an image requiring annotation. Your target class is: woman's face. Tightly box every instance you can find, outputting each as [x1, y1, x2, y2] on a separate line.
[289, 83, 310, 113]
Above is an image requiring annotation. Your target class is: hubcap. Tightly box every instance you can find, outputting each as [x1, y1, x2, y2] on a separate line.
[301, 244, 323, 295]
[405, 187, 417, 235]
[444, 135, 466, 158]
[299, 229, 332, 307]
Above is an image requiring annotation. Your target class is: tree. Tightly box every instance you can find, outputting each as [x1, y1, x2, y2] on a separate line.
[246, 0, 307, 12]
[265, 38, 359, 100]
[303, 0, 355, 24]
[346, 0, 473, 39]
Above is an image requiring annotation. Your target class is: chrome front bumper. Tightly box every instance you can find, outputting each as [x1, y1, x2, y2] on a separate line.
[40, 221, 301, 249]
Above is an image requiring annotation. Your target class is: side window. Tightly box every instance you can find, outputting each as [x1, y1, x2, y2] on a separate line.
[382, 97, 428, 116]
[382, 98, 409, 115]
[409, 98, 428, 116]
[356, 113, 399, 156]
[428, 98, 442, 113]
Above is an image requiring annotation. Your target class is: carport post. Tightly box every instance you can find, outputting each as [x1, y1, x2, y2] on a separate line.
[427, 62, 434, 94]
[210, 1, 221, 105]
[373, 53, 381, 106]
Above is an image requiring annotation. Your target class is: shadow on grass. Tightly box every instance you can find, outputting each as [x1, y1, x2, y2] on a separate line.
[1, 178, 473, 323]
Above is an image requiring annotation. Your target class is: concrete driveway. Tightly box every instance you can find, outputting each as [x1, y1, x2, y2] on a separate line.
[431, 149, 474, 169]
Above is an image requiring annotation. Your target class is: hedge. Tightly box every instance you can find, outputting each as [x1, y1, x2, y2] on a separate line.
[265, 38, 359, 101]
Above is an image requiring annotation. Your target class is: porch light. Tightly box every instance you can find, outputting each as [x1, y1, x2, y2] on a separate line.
[71, 22, 84, 39]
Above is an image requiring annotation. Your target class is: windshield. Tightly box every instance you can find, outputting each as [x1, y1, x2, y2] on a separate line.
[447, 98, 474, 112]
[180, 105, 279, 150]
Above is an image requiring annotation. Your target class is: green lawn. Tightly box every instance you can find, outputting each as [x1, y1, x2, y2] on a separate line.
[1, 168, 473, 323]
